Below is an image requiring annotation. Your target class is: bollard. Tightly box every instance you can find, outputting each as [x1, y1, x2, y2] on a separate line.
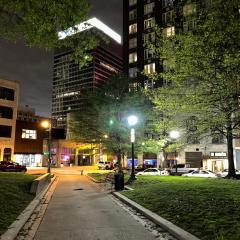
[80, 170, 84, 175]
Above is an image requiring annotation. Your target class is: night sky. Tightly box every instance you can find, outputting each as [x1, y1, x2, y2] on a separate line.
[0, 0, 122, 117]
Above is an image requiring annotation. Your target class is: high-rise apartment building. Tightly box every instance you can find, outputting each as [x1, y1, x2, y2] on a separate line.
[0, 79, 19, 161]
[52, 18, 123, 129]
[123, 0, 198, 88]
[123, 0, 234, 171]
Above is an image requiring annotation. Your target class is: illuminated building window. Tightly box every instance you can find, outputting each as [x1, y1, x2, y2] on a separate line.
[144, 18, 155, 29]
[129, 52, 137, 63]
[22, 129, 37, 139]
[144, 32, 155, 43]
[163, 26, 175, 37]
[162, 10, 174, 24]
[144, 63, 155, 74]
[183, 3, 197, 16]
[129, 67, 137, 78]
[129, 38, 137, 49]
[144, 49, 154, 60]
[129, 0, 137, 6]
[129, 9, 137, 21]
[144, 2, 155, 15]
[129, 23, 137, 34]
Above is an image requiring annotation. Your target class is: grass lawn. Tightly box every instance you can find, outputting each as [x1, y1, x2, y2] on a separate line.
[0, 173, 38, 235]
[122, 176, 240, 240]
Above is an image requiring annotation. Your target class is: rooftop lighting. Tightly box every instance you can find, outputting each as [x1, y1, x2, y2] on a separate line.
[58, 17, 121, 44]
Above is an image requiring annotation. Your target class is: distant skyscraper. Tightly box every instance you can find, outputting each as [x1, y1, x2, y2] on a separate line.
[52, 18, 123, 128]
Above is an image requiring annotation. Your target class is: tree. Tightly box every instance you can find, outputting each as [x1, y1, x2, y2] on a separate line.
[149, 0, 240, 177]
[69, 74, 153, 171]
[0, 0, 98, 66]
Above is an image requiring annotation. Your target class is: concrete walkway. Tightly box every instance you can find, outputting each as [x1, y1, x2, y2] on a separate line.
[34, 175, 156, 240]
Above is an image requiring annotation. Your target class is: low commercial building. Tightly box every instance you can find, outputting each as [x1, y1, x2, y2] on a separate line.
[0, 79, 19, 161]
[14, 119, 45, 167]
[14, 105, 49, 167]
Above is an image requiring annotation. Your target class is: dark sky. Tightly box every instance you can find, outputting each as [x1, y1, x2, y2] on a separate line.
[0, 0, 122, 117]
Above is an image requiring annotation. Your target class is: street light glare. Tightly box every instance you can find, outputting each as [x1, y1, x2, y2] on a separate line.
[170, 130, 180, 139]
[127, 115, 138, 126]
[41, 120, 50, 129]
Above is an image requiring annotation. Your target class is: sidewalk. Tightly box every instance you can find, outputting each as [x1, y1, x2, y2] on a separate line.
[34, 175, 156, 240]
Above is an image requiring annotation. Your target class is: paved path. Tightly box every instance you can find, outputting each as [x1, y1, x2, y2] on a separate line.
[34, 175, 156, 240]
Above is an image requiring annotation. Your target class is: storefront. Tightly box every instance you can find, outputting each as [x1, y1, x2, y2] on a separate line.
[14, 154, 43, 167]
[203, 152, 228, 172]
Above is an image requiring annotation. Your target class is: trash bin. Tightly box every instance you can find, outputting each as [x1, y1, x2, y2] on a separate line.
[114, 173, 124, 191]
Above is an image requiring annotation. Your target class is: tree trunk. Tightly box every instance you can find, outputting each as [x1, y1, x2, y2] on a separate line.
[226, 125, 236, 178]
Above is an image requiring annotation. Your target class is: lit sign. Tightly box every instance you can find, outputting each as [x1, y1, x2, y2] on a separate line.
[100, 62, 118, 73]
[58, 17, 121, 44]
[210, 152, 227, 157]
[131, 128, 135, 143]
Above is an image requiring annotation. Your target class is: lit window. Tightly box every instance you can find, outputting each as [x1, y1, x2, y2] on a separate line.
[129, 68, 138, 78]
[129, 23, 137, 34]
[129, 9, 137, 21]
[129, 38, 137, 49]
[144, 49, 154, 60]
[183, 4, 196, 16]
[129, 0, 137, 6]
[163, 26, 175, 37]
[22, 129, 37, 139]
[144, 32, 155, 43]
[162, 10, 174, 24]
[144, 18, 155, 29]
[144, 2, 155, 15]
[129, 52, 137, 63]
[144, 63, 155, 74]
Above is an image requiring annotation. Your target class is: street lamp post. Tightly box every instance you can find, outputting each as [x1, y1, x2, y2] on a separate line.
[170, 130, 180, 175]
[127, 115, 138, 181]
[41, 120, 52, 174]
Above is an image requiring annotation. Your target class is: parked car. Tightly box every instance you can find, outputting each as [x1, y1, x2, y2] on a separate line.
[0, 161, 27, 172]
[182, 170, 218, 178]
[217, 169, 240, 178]
[136, 168, 170, 176]
[97, 161, 113, 170]
[170, 164, 199, 175]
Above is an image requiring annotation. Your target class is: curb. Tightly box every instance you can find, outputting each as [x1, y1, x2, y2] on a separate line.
[30, 173, 51, 195]
[112, 192, 200, 240]
[0, 176, 57, 240]
[124, 186, 134, 191]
